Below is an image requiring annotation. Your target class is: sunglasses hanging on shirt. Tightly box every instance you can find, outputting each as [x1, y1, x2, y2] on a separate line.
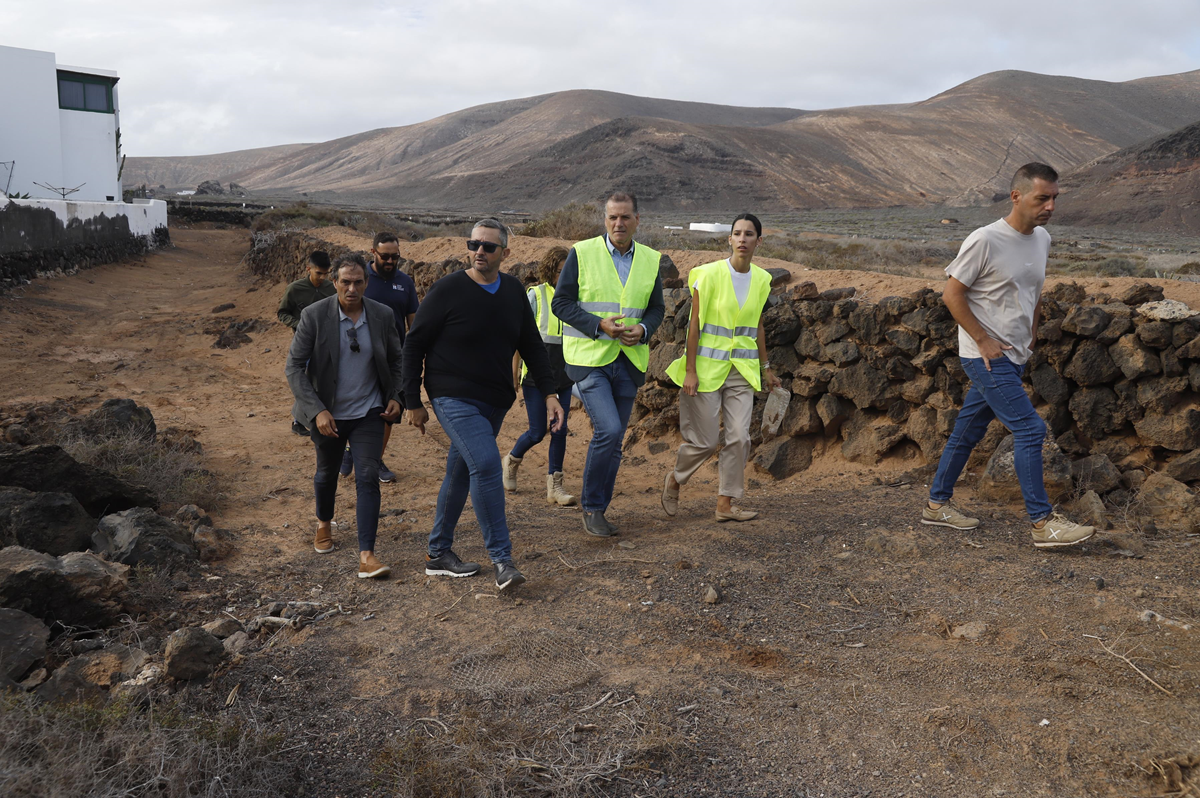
[347, 326, 360, 353]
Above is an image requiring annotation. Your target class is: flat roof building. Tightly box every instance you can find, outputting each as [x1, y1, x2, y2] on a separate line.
[0, 44, 122, 202]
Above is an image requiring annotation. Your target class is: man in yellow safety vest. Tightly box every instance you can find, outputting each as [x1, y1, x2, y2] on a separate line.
[552, 193, 666, 537]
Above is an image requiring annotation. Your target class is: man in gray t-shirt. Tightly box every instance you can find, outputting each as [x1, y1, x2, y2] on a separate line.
[921, 163, 1094, 549]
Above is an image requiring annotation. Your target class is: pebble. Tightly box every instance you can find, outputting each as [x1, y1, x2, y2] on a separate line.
[246, 412, 255, 418]
[703, 585, 721, 604]
[1093, 577, 1105, 591]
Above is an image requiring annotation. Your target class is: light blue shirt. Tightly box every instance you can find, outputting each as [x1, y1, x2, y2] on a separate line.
[605, 235, 635, 286]
[330, 305, 383, 419]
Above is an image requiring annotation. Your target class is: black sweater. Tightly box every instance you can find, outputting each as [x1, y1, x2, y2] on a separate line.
[402, 270, 555, 410]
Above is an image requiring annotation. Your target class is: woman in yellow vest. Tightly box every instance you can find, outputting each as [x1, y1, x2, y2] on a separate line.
[662, 213, 781, 521]
[503, 247, 578, 506]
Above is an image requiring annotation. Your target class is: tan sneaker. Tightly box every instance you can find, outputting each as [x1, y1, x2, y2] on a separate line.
[501, 453, 522, 492]
[357, 553, 391, 579]
[921, 501, 980, 530]
[661, 472, 679, 517]
[716, 506, 758, 522]
[546, 472, 577, 506]
[1031, 513, 1095, 548]
[314, 523, 334, 553]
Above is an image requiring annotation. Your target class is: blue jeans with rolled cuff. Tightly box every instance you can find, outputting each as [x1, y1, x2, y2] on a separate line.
[929, 357, 1053, 522]
[575, 361, 638, 513]
[427, 396, 513, 564]
[511, 386, 573, 474]
[312, 408, 384, 551]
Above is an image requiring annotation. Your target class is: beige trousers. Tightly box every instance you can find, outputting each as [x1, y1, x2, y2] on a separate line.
[672, 368, 755, 499]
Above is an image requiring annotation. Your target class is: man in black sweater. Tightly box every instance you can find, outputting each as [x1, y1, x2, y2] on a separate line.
[403, 219, 563, 591]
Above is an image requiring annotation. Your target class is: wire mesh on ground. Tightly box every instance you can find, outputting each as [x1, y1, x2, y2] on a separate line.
[450, 628, 598, 699]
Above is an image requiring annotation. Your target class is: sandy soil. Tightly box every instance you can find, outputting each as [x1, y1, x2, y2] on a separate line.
[1, 229, 1198, 797]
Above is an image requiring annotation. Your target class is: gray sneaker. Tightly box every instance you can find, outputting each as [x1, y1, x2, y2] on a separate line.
[582, 510, 615, 538]
[921, 501, 980, 530]
[1031, 513, 1095, 548]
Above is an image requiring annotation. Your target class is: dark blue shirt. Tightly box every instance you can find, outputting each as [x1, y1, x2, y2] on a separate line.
[364, 263, 419, 344]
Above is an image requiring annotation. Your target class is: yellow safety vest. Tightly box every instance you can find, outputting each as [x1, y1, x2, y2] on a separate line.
[666, 260, 772, 392]
[520, 282, 563, 381]
[562, 236, 660, 373]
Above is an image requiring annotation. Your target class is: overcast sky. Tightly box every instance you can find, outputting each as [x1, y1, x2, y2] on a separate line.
[6, 0, 1200, 157]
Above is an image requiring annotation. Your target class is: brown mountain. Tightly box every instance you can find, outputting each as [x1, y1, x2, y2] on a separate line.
[121, 144, 314, 191]
[127, 69, 1200, 212]
[1055, 119, 1200, 232]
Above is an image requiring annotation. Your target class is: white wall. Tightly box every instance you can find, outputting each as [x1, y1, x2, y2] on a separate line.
[60, 108, 119, 201]
[0, 196, 168, 245]
[0, 46, 65, 198]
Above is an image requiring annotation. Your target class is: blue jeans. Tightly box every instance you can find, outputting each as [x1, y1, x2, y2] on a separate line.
[428, 397, 512, 563]
[312, 408, 384, 551]
[930, 357, 1052, 522]
[511, 385, 573, 473]
[575, 361, 638, 513]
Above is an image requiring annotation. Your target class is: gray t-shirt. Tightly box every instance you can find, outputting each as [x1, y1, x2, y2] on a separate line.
[945, 218, 1049, 365]
[330, 306, 383, 419]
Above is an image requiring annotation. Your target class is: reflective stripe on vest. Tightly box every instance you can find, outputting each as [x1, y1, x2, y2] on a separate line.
[664, 259, 772, 392]
[535, 283, 563, 344]
[561, 236, 660, 372]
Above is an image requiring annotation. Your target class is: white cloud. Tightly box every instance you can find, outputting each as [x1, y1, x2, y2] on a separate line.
[4, 0, 1199, 155]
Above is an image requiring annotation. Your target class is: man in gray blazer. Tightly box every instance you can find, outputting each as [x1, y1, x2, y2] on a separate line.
[286, 253, 404, 578]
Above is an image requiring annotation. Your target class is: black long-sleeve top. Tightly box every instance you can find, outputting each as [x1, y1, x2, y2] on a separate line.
[402, 270, 555, 410]
[551, 242, 666, 388]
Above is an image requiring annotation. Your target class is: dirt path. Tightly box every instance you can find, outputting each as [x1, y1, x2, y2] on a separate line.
[2, 229, 1198, 797]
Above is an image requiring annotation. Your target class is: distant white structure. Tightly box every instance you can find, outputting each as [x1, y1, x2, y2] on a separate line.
[0, 44, 122, 202]
[176, 190, 196, 196]
[663, 225, 683, 230]
[689, 223, 732, 234]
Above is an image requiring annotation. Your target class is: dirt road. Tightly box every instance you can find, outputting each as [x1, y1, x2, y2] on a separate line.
[1, 229, 1197, 797]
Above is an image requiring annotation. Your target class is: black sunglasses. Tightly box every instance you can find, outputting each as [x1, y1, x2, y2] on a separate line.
[375, 252, 401, 262]
[347, 326, 360, 353]
[466, 239, 501, 254]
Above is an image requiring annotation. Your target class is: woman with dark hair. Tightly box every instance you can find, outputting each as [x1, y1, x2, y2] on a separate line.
[503, 247, 578, 506]
[661, 213, 781, 521]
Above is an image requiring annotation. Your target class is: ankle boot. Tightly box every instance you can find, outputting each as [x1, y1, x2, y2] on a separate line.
[547, 471, 577, 506]
[501, 453, 522, 492]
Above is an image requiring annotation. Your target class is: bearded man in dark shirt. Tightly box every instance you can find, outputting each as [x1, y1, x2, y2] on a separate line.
[402, 219, 563, 591]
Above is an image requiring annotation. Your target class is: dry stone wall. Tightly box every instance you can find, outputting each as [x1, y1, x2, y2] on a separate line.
[633, 278, 1200, 511]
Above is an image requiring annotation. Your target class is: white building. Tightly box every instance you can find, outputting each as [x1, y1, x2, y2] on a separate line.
[0, 44, 121, 202]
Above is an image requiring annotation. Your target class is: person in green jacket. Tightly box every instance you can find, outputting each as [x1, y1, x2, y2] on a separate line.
[661, 214, 781, 522]
[279, 251, 335, 434]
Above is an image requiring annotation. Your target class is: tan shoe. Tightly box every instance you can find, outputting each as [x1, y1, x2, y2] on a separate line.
[357, 553, 391, 579]
[314, 523, 333, 554]
[661, 472, 679, 517]
[921, 501, 980, 530]
[547, 472, 577, 506]
[501, 453, 522, 492]
[715, 506, 758, 522]
[1031, 513, 1095, 548]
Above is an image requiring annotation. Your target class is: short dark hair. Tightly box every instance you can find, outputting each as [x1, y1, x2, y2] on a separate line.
[334, 253, 368, 280]
[731, 213, 762, 237]
[472, 218, 509, 248]
[605, 192, 638, 213]
[1011, 163, 1059, 192]
[538, 246, 569, 284]
[373, 231, 400, 249]
[307, 250, 331, 270]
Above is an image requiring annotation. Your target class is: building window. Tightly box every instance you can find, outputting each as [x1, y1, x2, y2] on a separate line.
[57, 72, 115, 113]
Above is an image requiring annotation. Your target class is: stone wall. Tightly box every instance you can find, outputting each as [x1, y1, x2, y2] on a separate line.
[633, 278, 1200, 504]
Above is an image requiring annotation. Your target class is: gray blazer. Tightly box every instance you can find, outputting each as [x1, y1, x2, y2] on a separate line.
[285, 295, 404, 426]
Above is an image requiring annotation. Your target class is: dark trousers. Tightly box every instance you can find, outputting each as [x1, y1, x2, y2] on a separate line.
[312, 408, 384, 551]
[510, 385, 573, 473]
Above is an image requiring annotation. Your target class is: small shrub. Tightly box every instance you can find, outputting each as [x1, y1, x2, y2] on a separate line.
[1176, 261, 1200, 275]
[521, 203, 604, 240]
[57, 425, 224, 514]
[0, 693, 301, 797]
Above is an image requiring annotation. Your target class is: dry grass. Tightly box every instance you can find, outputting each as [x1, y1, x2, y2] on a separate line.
[251, 202, 472, 240]
[56, 425, 224, 514]
[374, 705, 690, 797]
[521, 203, 605, 241]
[0, 694, 301, 797]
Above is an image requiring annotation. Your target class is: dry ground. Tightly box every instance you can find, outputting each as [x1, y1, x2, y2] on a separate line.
[1, 229, 1198, 797]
